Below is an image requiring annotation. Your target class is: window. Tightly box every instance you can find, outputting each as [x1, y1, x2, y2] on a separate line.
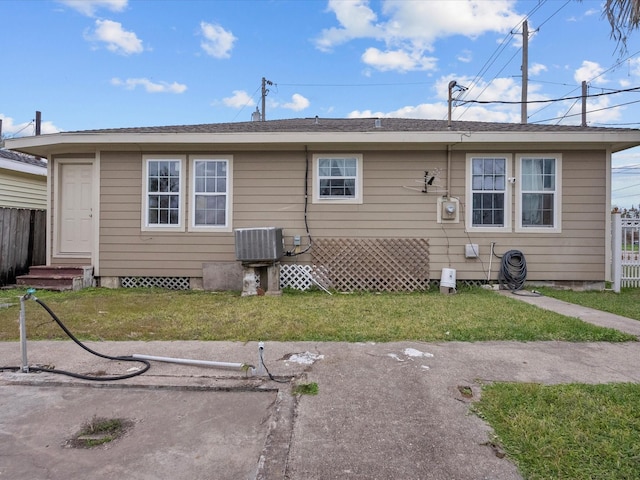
[466, 155, 511, 231]
[190, 156, 232, 231]
[516, 155, 561, 232]
[313, 154, 363, 204]
[143, 156, 184, 231]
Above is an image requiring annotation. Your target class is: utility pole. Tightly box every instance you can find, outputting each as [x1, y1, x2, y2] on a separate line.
[448, 80, 457, 129]
[35, 111, 41, 136]
[261, 77, 273, 121]
[581, 81, 588, 127]
[447, 80, 467, 129]
[521, 20, 528, 124]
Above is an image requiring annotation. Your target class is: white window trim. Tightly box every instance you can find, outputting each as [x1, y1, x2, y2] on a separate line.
[141, 155, 186, 232]
[515, 153, 562, 233]
[465, 154, 512, 233]
[189, 155, 233, 233]
[312, 153, 363, 205]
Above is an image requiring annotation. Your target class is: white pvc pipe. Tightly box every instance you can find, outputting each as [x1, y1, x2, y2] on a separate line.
[132, 354, 246, 371]
[488, 242, 494, 283]
[19, 295, 28, 373]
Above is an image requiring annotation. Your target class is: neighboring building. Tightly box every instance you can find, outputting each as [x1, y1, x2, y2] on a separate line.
[6, 117, 640, 291]
[0, 149, 47, 286]
[0, 149, 47, 209]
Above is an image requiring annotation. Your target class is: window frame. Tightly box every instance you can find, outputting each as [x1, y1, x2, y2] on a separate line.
[312, 154, 363, 204]
[141, 155, 185, 232]
[515, 154, 562, 233]
[189, 155, 233, 232]
[465, 154, 512, 233]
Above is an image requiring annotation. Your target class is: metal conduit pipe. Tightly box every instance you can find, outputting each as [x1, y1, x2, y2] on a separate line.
[131, 354, 247, 371]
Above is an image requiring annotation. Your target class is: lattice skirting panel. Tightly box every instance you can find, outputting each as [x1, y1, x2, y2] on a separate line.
[120, 276, 190, 290]
[305, 238, 430, 292]
[280, 265, 487, 292]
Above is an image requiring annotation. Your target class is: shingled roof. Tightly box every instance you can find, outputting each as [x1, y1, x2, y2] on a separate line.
[72, 117, 638, 135]
[0, 149, 47, 168]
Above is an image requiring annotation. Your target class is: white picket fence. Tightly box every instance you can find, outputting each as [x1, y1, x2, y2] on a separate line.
[612, 211, 640, 290]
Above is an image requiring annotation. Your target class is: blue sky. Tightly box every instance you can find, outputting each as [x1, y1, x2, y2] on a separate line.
[1, 0, 639, 207]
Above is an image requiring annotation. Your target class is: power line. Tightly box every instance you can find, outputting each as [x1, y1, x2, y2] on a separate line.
[458, 86, 640, 106]
[456, 0, 573, 121]
[530, 97, 640, 124]
[615, 192, 640, 199]
[4, 121, 34, 138]
[612, 163, 640, 170]
[277, 81, 431, 87]
[612, 182, 640, 191]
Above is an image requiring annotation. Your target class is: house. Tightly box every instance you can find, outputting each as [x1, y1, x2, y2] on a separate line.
[6, 117, 640, 292]
[0, 149, 47, 209]
[0, 149, 47, 285]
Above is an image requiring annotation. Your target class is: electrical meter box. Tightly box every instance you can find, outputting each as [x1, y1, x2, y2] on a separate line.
[437, 197, 459, 222]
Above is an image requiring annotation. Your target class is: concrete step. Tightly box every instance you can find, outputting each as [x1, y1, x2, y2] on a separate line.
[16, 265, 94, 291]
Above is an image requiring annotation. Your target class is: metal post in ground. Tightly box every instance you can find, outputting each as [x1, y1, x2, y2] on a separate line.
[19, 294, 29, 372]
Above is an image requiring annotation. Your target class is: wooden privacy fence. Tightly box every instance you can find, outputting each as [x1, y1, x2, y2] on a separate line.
[0, 208, 46, 286]
[612, 211, 640, 290]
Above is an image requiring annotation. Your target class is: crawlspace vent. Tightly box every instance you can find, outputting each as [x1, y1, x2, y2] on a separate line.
[120, 277, 190, 290]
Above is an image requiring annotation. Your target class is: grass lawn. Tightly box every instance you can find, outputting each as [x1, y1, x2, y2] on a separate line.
[0, 286, 635, 342]
[474, 382, 640, 480]
[536, 287, 640, 321]
[1, 285, 638, 479]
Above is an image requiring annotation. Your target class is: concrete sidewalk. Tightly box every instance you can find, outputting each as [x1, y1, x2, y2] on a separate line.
[497, 289, 640, 336]
[1, 293, 639, 479]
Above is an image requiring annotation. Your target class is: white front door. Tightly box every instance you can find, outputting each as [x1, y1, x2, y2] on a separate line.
[58, 163, 93, 255]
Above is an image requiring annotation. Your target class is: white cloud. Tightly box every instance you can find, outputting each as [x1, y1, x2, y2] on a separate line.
[58, 0, 127, 17]
[87, 19, 143, 55]
[381, 0, 521, 44]
[222, 90, 255, 108]
[574, 60, 607, 85]
[315, 0, 383, 52]
[552, 93, 621, 126]
[315, 0, 523, 72]
[349, 101, 516, 123]
[457, 49, 473, 63]
[1, 114, 61, 137]
[530, 63, 548, 76]
[111, 78, 187, 93]
[281, 93, 310, 111]
[348, 103, 447, 120]
[200, 22, 236, 59]
[362, 47, 437, 72]
[347, 74, 552, 124]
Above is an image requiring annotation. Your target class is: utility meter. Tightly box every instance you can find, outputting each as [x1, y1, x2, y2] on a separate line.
[441, 200, 457, 220]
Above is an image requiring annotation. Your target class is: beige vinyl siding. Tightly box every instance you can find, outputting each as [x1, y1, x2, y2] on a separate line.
[0, 170, 46, 209]
[430, 150, 607, 282]
[99, 151, 235, 276]
[96, 148, 609, 282]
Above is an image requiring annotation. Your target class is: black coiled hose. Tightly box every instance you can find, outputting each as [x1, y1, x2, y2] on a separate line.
[498, 250, 527, 291]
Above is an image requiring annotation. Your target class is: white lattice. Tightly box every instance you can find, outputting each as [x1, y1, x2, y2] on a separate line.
[311, 238, 430, 292]
[120, 277, 190, 290]
[280, 264, 312, 290]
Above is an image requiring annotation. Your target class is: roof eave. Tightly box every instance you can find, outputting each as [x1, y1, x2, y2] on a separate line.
[0, 158, 47, 176]
[6, 130, 640, 156]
